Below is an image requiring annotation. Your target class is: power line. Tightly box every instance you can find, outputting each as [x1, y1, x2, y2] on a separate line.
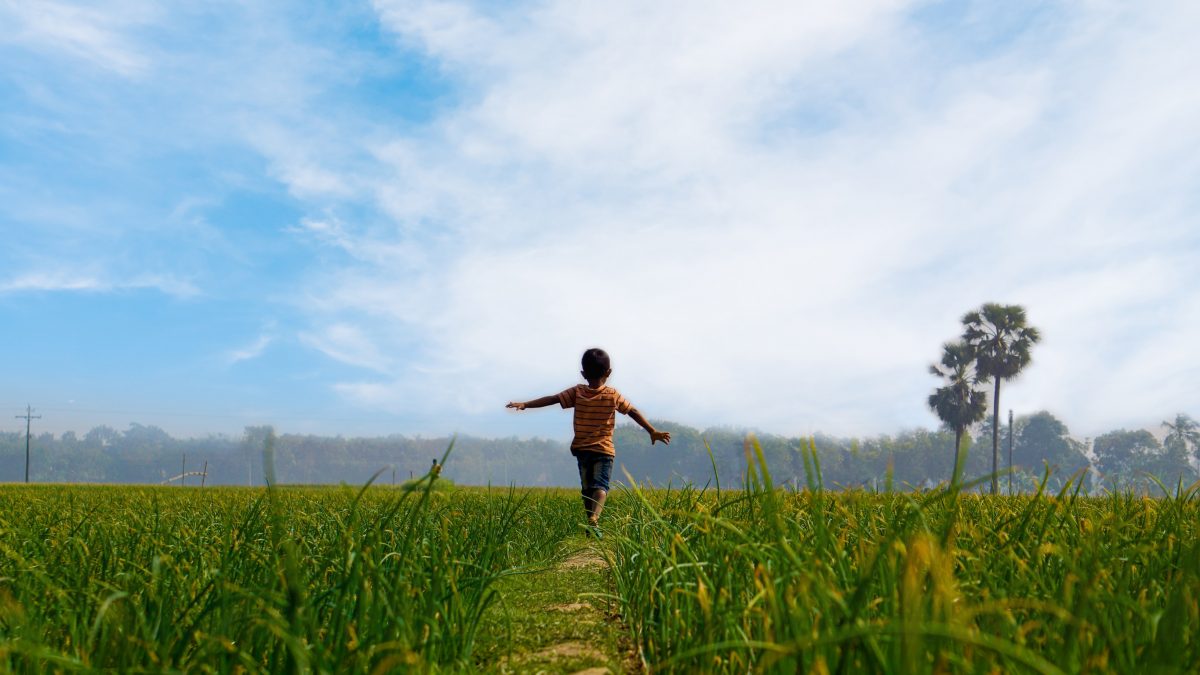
[15, 404, 42, 483]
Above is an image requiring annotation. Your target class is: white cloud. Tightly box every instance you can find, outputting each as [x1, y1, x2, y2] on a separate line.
[0, 271, 103, 293]
[268, 1, 1200, 436]
[0, 1, 1191, 440]
[16, 1, 1183, 438]
[300, 323, 393, 373]
[0, 270, 199, 298]
[250, 129, 355, 200]
[0, 0, 155, 77]
[226, 333, 274, 365]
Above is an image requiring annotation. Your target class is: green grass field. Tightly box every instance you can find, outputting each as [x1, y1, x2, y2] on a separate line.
[1, 451, 1197, 673]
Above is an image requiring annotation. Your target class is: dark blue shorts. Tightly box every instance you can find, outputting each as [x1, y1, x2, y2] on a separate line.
[576, 451, 614, 494]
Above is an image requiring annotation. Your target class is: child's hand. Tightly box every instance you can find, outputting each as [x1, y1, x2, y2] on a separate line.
[651, 430, 671, 445]
[506, 401, 527, 411]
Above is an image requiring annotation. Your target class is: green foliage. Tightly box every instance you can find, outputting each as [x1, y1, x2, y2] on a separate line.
[3, 414, 1197, 494]
[473, 535, 629, 673]
[962, 303, 1041, 382]
[928, 340, 990, 483]
[1093, 429, 1160, 476]
[962, 302, 1042, 494]
[1093, 427, 1199, 494]
[1013, 412, 1090, 484]
[1163, 413, 1200, 464]
[400, 477, 455, 491]
[2, 453, 1198, 673]
[0, 426, 577, 486]
[606, 442, 1200, 673]
[616, 424, 993, 491]
[0, 482, 579, 671]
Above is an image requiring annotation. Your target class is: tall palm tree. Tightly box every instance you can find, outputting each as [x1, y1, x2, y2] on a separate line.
[962, 303, 1041, 494]
[928, 341, 989, 485]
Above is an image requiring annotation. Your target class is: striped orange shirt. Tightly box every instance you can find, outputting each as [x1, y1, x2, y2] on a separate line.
[557, 384, 633, 456]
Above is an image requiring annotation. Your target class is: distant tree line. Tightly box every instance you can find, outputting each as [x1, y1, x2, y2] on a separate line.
[921, 302, 1199, 494]
[616, 412, 1198, 494]
[3, 413, 1196, 493]
[0, 423, 575, 487]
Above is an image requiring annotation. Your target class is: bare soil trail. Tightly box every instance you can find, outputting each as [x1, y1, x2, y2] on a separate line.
[473, 538, 641, 674]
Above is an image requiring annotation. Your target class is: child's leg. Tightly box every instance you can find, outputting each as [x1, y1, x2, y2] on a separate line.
[587, 489, 607, 524]
[577, 452, 614, 528]
[578, 454, 595, 520]
[587, 455, 613, 525]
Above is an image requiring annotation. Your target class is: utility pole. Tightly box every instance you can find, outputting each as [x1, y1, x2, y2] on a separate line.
[1008, 409, 1014, 495]
[16, 405, 41, 484]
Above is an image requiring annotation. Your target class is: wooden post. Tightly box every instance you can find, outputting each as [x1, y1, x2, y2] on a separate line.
[1008, 410, 1014, 495]
[182, 454, 187, 488]
[201, 460, 208, 488]
[16, 405, 41, 483]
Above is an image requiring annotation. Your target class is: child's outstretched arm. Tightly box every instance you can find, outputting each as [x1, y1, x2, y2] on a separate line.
[628, 408, 671, 445]
[506, 396, 559, 411]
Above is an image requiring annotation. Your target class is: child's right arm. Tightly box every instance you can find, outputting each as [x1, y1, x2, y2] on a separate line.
[506, 396, 559, 411]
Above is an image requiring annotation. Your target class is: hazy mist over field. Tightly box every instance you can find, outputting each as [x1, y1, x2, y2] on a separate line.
[2, 1, 1198, 443]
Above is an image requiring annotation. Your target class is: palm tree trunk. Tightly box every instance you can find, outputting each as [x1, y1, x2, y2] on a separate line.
[991, 379, 1001, 495]
[951, 427, 963, 486]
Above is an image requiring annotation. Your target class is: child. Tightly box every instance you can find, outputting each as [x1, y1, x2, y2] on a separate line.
[507, 347, 670, 535]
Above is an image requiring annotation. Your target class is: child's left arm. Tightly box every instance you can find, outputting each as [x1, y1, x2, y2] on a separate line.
[628, 408, 671, 445]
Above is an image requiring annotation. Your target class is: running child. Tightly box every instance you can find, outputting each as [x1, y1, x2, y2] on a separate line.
[506, 347, 670, 534]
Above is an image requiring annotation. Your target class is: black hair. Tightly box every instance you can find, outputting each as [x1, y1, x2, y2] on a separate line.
[581, 348, 611, 380]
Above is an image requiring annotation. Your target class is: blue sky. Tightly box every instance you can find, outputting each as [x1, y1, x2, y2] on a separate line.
[1, 0, 1197, 440]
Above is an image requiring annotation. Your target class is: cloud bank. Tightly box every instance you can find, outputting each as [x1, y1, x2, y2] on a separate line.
[269, 1, 1200, 436]
[2, 1, 1197, 438]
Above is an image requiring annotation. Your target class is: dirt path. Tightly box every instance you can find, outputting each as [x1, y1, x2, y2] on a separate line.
[473, 540, 641, 673]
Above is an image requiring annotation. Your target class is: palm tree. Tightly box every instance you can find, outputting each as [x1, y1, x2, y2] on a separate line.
[928, 341, 989, 485]
[1162, 413, 1200, 466]
[962, 303, 1041, 494]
